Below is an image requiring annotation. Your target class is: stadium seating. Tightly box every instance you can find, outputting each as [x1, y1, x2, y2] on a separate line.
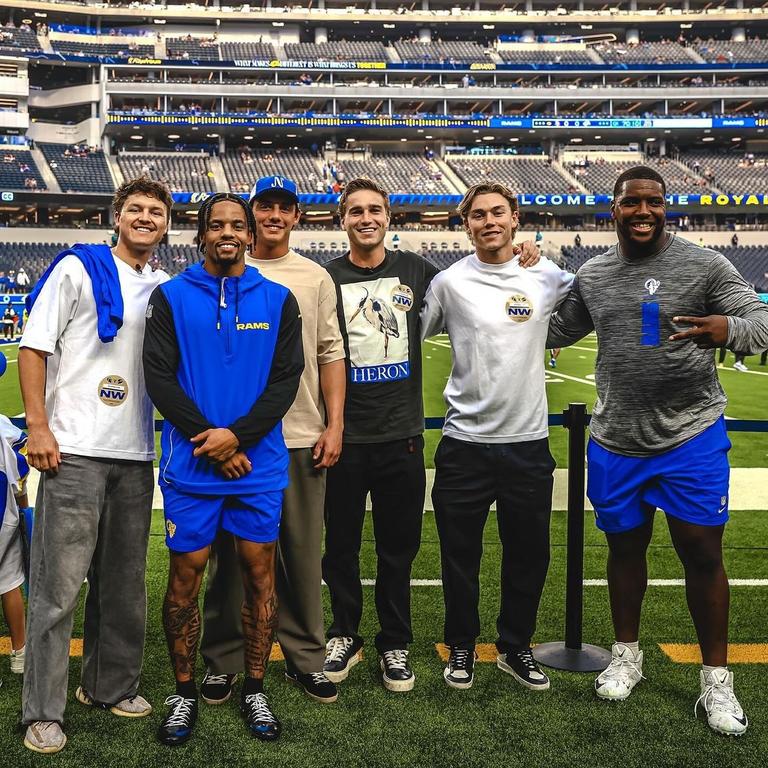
[0, 242, 62, 283]
[284, 41, 389, 62]
[222, 148, 320, 194]
[567, 157, 706, 195]
[560, 244, 604, 272]
[714, 245, 768, 291]
[680, 152, 768, 195]
[166, 36, 220, 61]
[220, 41, 277, 61]
[0, 26, 40, 53]
[448, 156, 572, 195]
[0, 151, 46, 191]
[394, 39, 490, 64]
[335, 153, 454, 195]
[594, 41, 692, 64]
[695, 38, 768, 64]
[39, 144, 114, 194]
[117, 153, 216, 194]
[51, 41, 154, 57]
[497, 48, 595, 66]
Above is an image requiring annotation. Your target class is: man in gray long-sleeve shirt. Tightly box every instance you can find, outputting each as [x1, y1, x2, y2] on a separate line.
[548, 166, 768, 737]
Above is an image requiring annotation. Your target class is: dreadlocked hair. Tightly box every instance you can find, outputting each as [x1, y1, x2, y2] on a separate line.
[196, 193, 256, 254]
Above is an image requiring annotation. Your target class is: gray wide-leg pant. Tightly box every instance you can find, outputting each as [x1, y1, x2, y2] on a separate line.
[22, 454, 153, 724]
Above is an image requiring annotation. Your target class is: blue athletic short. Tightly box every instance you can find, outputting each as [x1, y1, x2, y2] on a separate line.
[162, 486, 283, 552]
[587, 416, 731, 534]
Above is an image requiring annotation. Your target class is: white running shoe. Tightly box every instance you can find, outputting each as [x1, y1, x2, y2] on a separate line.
[695, 668, 748, 736]
[10, 645, 25, 674]
[595, 643, 645, 701]
[733, 361, 748, 372]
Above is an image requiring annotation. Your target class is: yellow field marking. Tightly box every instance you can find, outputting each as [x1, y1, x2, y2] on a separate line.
[659, 643, 768, 664]
[435, 643, 499, 662]
[1, 637, 83, 655]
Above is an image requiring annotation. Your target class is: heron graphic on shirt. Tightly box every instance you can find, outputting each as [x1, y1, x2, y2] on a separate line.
[349, 287, 400, 358]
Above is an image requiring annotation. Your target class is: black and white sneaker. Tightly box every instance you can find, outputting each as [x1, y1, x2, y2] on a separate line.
[157, 695, 198, 746]
[200, 669, 237, 705]
[379, 649, 415, 692]
[285, 670, 338, 703]
[497, 649, 550, 691]
[443, 646, 476, 690]
[323, 636, 363, 683]
[241, 692, 281, 741]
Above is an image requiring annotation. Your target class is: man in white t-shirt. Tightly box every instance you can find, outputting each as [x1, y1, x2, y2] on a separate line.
[18, 177, 173, 755]
[421, 182, 573, 692]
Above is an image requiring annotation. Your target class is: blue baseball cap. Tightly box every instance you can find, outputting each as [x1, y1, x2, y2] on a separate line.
[249, 176, 299, 206]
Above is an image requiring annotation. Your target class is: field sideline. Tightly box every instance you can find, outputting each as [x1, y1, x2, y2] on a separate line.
[1, 335, 767, 766]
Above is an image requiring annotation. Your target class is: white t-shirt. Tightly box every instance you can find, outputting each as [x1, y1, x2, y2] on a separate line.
[421, 253, 574, 444]
[20, 254, 169, 461]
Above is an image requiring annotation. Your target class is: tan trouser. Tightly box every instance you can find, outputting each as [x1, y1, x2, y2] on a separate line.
[201, 448, 327, 674]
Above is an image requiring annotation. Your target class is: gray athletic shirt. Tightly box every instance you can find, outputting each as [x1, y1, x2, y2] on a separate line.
[547, 234, 768, 456]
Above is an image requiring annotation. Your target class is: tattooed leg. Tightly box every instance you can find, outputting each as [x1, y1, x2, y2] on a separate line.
[236, 539, 278, 681]
[164, 548, 209, 682]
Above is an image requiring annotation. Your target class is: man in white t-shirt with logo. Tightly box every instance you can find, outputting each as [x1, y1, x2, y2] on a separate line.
[421, 182, 573, 692]
[18, 177, 173, 754]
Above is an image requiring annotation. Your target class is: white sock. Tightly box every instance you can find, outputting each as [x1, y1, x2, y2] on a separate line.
[616, 640, 640, 655]
[703, 664, 727, 675]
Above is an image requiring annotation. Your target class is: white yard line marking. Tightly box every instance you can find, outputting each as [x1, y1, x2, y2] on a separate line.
[344, 578, 768, 587]
[546, 370, 597, 387]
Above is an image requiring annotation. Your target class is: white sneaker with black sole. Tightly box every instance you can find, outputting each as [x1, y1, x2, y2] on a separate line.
[323, 636, 363, 683]
[497, 649, 550, 691]
[379, 649, 415, 692]
[595, 643, 645, 701]
[443, 646, 476, 690]
[696, 667, 748, 736]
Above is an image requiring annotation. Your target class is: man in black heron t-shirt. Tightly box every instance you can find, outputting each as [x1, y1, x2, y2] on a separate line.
[321, 177, 539, 692]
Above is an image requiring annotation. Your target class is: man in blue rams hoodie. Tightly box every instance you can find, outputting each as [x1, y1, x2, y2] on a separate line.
[143, 193, 303, 746]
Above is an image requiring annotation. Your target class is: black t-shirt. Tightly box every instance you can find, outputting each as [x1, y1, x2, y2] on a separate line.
[324, 249, 440, 443]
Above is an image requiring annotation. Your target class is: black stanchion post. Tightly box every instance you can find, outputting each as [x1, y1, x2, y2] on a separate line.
[533, 402, 612, 672]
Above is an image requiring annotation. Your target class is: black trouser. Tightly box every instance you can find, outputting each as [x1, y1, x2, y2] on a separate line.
[432, 435, 555, 654]
[323, 436, 425, 652]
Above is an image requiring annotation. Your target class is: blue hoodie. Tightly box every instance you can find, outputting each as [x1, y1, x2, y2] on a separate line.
[26, 244, 124, 343]
[143, 262, 304, 495]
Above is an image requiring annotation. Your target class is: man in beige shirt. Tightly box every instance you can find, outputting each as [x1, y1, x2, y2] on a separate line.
[200, 176, 346, 703]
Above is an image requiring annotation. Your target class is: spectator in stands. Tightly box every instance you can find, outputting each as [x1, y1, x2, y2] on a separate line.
[1, 307, 13, 339]
[547, 165, 768, 737]
[19, 176, 174, 755]
[574, 233, 582, 248]
[421, 181, 572, 693]
[201, 175, 346, 709]
[731, 233, 739, 247]
[15, 268, 30, 293]
[0, 272, 8, 293]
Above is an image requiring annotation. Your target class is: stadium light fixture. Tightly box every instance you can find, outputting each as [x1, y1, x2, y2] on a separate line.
[130, 135, 143, 140]
[646, 137, 656, 142]
[482, 135, 495, 140]
[383, 24, 395, 29]
[472, 129, 479, 133]
[286, 134, 297, 138]
[509, 137, 519, 142]
[570, 137, 582, 143]
[680, 23, 693, 29]
[400, 138, 408, 141]
[153, 19, 166, 25]
[168, 134, 180, 139]
[272, 22, 284, 27]
[243, 136, 253, 140]
[207, 133, 219, 138]
[594, 135, 602, 139]
[483, 25, 495, 30]
[34, 12, 47, 17]
[702, 137, 715, 142]
[731, 137, 742, 141]
[347, 138, 356, 142]
[425, 135, 433, 139]
[261, 140, 272, 144]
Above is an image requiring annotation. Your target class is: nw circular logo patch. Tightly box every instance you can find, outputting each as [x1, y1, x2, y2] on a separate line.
[98, 375, 129, 406]
[390, 284, 414, 312]
[505, 294, 534, 323]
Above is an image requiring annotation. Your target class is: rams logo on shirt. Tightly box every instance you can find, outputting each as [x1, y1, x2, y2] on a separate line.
[390, 284, 414, 312]
[166, 520, 176, 539]
[505, 294, 534, 323]
[236, 322, 271, 331]
[98, 375, 129, 406]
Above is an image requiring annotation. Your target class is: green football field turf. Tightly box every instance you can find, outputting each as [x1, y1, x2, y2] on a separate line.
[0, 510, 766, 767]
[2, 335, 768, 468]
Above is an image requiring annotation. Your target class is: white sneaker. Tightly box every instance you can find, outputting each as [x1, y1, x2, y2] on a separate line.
[695, 668, 748, 736]
[10, 645, 25, 674]
[733, 361, 748, 372]
[595, 643, 645, 701]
